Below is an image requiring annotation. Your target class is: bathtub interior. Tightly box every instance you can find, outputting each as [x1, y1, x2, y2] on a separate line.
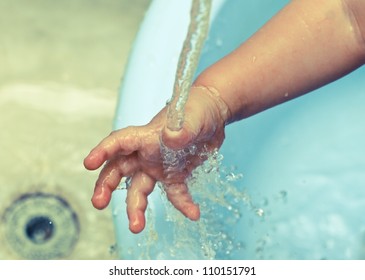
[0, 0, 150, 259]
[112, 0, 365, 259]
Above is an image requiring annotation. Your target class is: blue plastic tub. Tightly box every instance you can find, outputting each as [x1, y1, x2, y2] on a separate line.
[111, 0, 365, 259]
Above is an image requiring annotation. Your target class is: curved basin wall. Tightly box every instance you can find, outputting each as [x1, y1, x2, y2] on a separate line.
[112, 0, 365, 259]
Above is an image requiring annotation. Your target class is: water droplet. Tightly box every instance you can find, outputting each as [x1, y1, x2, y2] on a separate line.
[255, 208, 265, 217]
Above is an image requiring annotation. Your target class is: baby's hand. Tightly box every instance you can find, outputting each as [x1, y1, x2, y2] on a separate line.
[83, 86, 229, 233]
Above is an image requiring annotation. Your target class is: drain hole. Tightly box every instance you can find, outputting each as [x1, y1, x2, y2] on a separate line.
[2, 192, 79, 259]
[25, 216, 54, 244]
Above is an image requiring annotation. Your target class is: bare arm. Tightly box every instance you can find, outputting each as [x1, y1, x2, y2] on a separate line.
[194, 0, 365, 123]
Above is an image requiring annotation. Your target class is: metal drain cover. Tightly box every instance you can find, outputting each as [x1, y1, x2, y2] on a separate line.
[2, 192, 79, 259]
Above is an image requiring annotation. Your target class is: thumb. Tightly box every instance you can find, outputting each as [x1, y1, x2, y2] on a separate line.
[162, 104, 206, 149]
[161, 124, 195, 150]
[161, 90, 208, 150]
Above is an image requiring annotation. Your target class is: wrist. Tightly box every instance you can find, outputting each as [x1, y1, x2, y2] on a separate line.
[190, 85, 233, 125]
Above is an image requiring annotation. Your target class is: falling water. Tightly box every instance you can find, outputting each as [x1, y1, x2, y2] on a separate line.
[120, 148, 272, 259]
[166, 0, 212, 131]
[161, 0, 211, 176]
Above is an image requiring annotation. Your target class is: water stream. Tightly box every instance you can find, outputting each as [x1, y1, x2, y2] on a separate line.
[161, 0, 212, 176]
[166, 0, 212, 131]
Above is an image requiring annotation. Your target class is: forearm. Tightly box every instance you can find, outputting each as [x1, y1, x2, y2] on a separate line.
[194, 0, 365, 123]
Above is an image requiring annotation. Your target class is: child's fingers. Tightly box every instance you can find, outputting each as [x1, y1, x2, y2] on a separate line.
[84, 126, 142, 170]
[126, 171, 156, 234]
[164, 183, 200, 221]
[91, 155, 139, 210]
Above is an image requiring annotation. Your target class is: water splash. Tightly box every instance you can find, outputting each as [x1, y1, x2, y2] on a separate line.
[115, 147, 279, 259]
[157, 149, 251, 259]
[160, 140, 197, 173]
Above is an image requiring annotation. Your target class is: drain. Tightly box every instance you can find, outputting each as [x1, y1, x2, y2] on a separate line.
[25, 216, 54, 244]
[2, 192, 80, 259]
